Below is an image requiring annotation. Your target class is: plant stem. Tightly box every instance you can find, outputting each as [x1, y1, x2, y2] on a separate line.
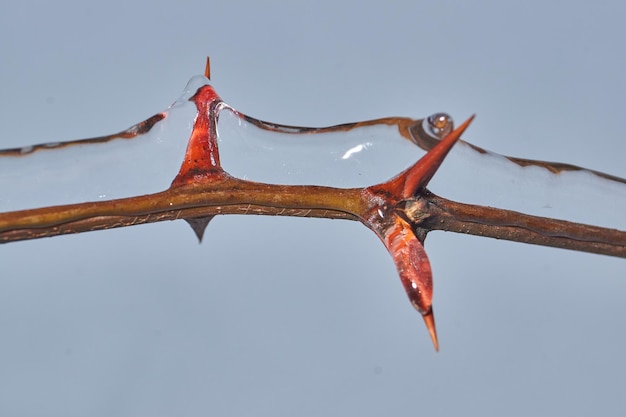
[0, 177, 363, 243]
[1, 177, 624, 260]
[412, 191, 626, 258]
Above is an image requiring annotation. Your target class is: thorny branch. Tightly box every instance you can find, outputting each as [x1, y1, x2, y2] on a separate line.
[1, 61, 624, 350]
[2, 179, 623, 259]
[0, 180, 363, 243]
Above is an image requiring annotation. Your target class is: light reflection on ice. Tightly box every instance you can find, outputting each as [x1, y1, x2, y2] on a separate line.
[342, 143, 372, 160]
[216, 108, 423, 188]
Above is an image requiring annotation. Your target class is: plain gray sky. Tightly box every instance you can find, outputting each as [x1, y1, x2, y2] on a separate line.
[1, 1, 625, 416]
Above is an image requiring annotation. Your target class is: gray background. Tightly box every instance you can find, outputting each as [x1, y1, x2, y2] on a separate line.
[1, 1, 625, 416]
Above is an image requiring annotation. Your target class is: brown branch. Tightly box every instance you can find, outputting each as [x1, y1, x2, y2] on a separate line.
[3, 68, 623, 352]
[0, 177, 363, 243]
[1, 174, 624, 260]
[406, 190, 626, 258]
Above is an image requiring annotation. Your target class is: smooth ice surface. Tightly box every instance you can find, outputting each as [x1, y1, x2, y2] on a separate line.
[0, 78, 206, 212]
[429, 141, 626, 230]
[217, 108, 423, 188]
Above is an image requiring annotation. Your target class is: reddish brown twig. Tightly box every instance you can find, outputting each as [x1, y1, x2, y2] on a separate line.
[1, 74, 624, 351]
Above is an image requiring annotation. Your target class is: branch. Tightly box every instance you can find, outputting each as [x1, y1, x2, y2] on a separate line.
[0, 177, 363, 243]
[406, 191, 626, 258]
[2, 69, 624, 350]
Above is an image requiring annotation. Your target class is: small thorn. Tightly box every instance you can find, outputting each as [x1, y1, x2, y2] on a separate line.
[205, 56, 211, 80]
[185, 215, 214, 243]
[422, 309, 439, 352]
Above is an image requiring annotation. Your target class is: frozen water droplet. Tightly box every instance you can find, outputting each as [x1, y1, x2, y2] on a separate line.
[177, 75, 211, 103]
[425, 113, 454, 139]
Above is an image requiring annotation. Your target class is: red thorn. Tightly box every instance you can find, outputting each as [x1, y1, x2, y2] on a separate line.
[377, 115, 475, 199]
[171, 85, 224, 187]
[384, 216, 433, 314]
[379, 215, 438, 349]
[422, 309, 439, 352]
[205, 56, 211, 80]
[402, 114, 475, 197]
[366, 115, 473, 351]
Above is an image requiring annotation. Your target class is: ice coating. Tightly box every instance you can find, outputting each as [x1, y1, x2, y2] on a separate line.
[179, 75, 213, 102]
[215, 106, 626, 230]
[427, 140, 626, 230]
[0, 73, 625, 234]
[216, 107, 425, 188]
[0, 77, 209, 212]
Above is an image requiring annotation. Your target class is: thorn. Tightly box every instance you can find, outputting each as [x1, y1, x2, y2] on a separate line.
[401, 114, 475, 197]
[205, 56, 211, 80]
[184, 215, 214, 243]
[422, 309, 439, 352]
[379, 215, 438, 350]
[170, 84, 224, 186]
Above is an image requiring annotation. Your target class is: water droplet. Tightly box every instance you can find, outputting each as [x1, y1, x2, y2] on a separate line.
[424, 113, 454, 139]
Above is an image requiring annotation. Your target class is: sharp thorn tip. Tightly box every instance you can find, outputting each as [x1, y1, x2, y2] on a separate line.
[422, 310, 439, 352]
[204, 56, 211, 80]
[184, 216, 214, 243]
